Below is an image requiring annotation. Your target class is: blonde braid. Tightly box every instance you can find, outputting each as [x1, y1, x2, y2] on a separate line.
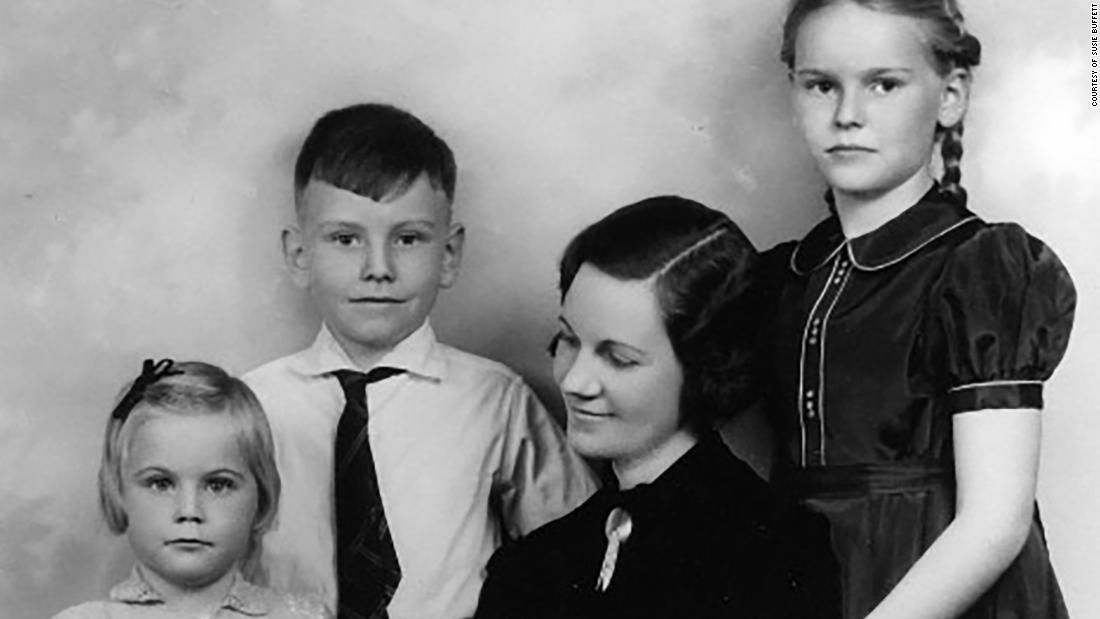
[940, 123, 966, 204]
[937, 0, 979, 204]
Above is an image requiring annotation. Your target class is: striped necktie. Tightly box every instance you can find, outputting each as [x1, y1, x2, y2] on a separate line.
[332, 367, 405, 619]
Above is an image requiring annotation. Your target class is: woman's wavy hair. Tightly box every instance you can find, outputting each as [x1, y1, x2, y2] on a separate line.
[558, 196, 762, 431]
[781, 0, 982, 204]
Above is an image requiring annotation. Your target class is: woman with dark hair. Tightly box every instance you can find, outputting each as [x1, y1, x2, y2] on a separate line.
[474, 196, 837, 619]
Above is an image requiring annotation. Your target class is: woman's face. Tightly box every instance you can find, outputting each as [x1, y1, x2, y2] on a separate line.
[552, 264, 688, 476]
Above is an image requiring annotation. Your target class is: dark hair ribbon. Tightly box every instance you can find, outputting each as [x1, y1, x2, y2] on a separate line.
[111, 358, 183, 422]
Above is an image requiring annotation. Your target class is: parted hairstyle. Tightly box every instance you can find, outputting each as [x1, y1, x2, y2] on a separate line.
[98, 361, 280, 548]
[781, 0, 982, 204]
[293, 102, 457, 208]
[557, 196, 762, 431]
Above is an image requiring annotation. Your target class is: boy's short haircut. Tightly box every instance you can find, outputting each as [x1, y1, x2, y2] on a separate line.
[293, 103, 457, 207]
[98, 361, 281, 540]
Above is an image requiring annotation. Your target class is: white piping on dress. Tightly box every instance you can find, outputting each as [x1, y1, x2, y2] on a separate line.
[847, 216, 980, 271]
[790, 237, 845, 276]
[797, 255, 844, 467]
[949, 379, 1043, 392]
[815, 255, 852, 466]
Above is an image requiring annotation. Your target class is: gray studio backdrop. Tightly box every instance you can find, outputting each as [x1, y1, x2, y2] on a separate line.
[1, 1, 1097, 617]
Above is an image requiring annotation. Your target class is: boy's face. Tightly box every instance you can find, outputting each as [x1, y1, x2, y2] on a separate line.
[284, 177, 463, 365]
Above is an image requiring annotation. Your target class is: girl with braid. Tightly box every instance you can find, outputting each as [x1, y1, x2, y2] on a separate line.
[765, 0, 1076, 617]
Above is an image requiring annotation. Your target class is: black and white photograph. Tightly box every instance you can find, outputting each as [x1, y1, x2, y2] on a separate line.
[1, 1, 1097, 617]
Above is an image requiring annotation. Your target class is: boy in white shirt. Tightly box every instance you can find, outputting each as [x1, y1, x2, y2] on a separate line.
[245, 103, 597, 619]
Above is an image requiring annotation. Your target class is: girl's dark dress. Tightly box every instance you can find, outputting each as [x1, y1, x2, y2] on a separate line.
[766, 186, 1076, 619]
[474, 432, 839, 619]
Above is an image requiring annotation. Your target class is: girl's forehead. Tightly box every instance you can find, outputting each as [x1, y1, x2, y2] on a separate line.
[123, 411, 248, 472]
[795, 2, 934, 71]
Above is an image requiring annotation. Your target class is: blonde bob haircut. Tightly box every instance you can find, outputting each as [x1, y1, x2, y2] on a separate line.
[98, 361, 280, 545]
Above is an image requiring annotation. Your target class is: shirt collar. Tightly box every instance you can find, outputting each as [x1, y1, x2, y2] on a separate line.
[790, 185, 979, 275]
[109, 566, 270, 615]
[287, 320, 446, 381]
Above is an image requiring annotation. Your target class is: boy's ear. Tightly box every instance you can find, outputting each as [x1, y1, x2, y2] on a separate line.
[937, 67, 971, 129]
[282, 225, 311, 289]
[439, 222, 465, 289]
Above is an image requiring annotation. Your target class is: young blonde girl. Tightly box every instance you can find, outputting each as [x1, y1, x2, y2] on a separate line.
[766, 1, 1076, 618]
[53, 360, 329, 619]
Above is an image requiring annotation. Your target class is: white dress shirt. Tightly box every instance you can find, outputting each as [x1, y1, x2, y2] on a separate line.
[244, 321, 598, 619]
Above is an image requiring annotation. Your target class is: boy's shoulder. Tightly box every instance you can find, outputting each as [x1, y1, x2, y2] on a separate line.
[243, 346, 309, 388]
[432, 339, 526, 385]
[240, 328, 537, 406]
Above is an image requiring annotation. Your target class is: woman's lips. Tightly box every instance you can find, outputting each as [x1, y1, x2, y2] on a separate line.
[569, 407, 613, 419]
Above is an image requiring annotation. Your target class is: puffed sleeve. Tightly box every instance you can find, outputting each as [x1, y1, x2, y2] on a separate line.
[934, 223, 1076, 413]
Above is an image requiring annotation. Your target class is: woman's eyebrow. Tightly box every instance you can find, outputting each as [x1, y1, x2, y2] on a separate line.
[557, 315, 650, 360]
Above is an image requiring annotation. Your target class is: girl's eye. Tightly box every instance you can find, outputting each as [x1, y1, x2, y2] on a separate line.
[206, 478, 237, 494]
[802, 79, 836, 95]
[144, 476, 173, 492]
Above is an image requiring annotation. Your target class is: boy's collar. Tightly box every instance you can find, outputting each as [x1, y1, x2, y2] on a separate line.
[110, 566, 270, 615]
[790, 185, 979, 275]
[291, 320, 445, 381]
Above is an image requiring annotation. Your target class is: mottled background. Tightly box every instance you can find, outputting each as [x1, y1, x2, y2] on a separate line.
[1, 1, 1097, 617]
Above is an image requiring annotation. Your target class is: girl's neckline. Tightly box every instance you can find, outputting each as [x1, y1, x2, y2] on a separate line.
[833, 173, 936, 240]
[133, 563, 241, 615]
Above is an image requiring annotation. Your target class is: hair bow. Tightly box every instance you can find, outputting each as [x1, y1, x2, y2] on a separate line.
[111, 358, 183, 422]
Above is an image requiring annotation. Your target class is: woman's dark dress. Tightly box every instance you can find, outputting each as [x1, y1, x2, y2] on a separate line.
[474, 432, 839, 619]
[765, 187, 1076, 618]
